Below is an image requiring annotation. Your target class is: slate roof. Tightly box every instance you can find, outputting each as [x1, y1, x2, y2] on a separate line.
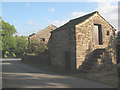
[52, 11, 115, 33]
[65, 11, 97, 27]
[29, 24, 57, 38]
[36, 24, 57, 35]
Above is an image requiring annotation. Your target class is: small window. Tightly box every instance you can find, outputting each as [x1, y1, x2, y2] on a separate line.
[40, 38, 45, 42]
[113, 31, 115, 36]
[107, 31, 109, 36]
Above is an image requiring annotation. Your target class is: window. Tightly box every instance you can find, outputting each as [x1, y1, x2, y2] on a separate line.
[107, 31, 109, 36]
[40, 38, 45, 42]
[113, 31, 115, 36]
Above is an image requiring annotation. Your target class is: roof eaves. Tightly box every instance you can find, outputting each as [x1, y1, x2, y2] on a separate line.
[75, 11, 97, 27]
[97, 13, 116, 31]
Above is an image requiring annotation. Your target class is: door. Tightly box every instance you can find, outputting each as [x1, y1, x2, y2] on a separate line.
[94, 25, 99, 45]
[65, 52, 71, 71]
[94, 24, 103, 45]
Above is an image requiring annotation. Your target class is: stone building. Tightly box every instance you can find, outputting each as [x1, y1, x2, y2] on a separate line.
[49, 11, 117, 71]
[29, 24, 57, 44]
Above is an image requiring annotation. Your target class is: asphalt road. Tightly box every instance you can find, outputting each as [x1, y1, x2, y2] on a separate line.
[2, 58, 116, 88]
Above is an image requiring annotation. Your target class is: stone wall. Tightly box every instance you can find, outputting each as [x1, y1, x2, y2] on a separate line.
[49, 27, 76, 71]
[75, 13, 117, 69]
[22, 55, 50, 65]
[49, 12, 117, 71]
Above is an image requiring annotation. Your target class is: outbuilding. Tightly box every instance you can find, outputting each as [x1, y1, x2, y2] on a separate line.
[49, 11, 117, 71]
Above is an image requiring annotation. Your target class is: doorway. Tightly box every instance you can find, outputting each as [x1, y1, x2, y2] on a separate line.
[94, 24, 103, 45]
[65, 51, 71, 71]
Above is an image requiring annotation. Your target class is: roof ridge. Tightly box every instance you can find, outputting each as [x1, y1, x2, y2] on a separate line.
[69, 11, 98, 22]
[51, 11, 99, 33]
[36, 24, 57, 34]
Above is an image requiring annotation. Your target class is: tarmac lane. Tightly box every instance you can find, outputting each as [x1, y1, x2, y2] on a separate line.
[2, 58, 116, 88]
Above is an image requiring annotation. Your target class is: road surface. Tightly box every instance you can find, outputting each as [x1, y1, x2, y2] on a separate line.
[2, 58, 116, 88]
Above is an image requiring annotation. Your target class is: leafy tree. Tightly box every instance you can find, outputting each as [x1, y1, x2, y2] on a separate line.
[27, 40, 38, 54]
[15, 36, 28, 57]
[1, 19, 17, 57]
[27, 40, 48, 55]
[117, 31, 120, 39]
[0, 17, 2, 57]
[2, 20, 16, 36]
[116, 31, 120, 45]
[1, 18, 48, 57]
[37, 43, 48, 55]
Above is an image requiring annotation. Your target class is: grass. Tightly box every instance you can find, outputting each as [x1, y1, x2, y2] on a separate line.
[22, 61, 118, 87]
[25, 53, 36, 56]
[79, 71, 118, 87]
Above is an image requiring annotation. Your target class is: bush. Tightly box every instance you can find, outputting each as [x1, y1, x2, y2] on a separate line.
[26, 40, 48, 55]
[36, 43, 48, 55]
[15, 36, 28, 57]
[4, 51, 9, 58]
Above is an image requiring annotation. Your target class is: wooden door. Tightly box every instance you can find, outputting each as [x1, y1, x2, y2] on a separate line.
[65, 52, 71, 71]
[94, 25, 99, 45]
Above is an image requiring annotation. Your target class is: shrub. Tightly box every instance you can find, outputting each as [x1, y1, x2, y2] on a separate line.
[27, 40, 48, 55]
[36, 43, 48, 55]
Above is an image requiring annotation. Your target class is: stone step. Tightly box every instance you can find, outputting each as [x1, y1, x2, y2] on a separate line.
[80, 63, 111, 73]
[81, 65, 105, 73]
[85, 62, 97, 66]
[79, 49, 107, 73]
[92, 52, 104, 57]
[92, 56, 101, 59]
[79, 69, 91, 73]
[94, 49, 105, 52]
[92, 49, 105, 55]
[85, 57, 99, 61]
[80, 67, 94, 73]
[80, 65, 93, 70]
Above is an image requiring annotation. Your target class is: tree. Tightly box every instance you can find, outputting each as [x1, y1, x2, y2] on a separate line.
[15, 36, 28, 57]
[116, 31, 120, 45]
[1, 18, 48, 57]
[1, 19, 17, 57]
[117, 31, 120, 39]
[37, 43, 48, 55]
[27, 40, 48, 55]
[0, 17, 2, 57]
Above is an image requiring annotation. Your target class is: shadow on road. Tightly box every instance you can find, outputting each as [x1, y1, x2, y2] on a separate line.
[2, 58, 115, 88]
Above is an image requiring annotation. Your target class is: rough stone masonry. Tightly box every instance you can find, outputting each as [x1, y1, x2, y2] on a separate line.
[49, 11, 117, 71]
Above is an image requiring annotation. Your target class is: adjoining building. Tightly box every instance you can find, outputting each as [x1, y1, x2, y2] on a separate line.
[49, 11, 117, 71]
[29, 24, 57, 44]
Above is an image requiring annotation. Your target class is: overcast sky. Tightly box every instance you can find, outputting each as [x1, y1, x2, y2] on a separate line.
[1, 0, 119, 36]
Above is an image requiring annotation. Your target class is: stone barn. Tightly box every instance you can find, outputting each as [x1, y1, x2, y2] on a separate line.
[49, 11, 117, 71]
[29, 24, 57, 44]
